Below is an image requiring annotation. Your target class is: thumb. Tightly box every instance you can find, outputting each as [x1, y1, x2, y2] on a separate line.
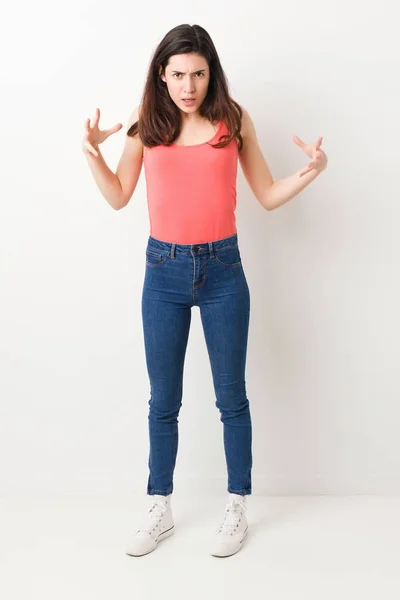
[104, 123, 123, 137]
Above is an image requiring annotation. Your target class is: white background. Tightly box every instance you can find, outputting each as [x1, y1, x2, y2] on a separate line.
[1, 0, 399, 497]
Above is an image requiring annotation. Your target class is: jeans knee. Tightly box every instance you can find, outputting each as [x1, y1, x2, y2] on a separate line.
[215, 396, 250, 419]
[148, 401, 182, 424]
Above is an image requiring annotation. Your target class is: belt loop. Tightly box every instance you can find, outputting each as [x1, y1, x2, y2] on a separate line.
[170, 243, 176, 259]
[208, 241, 215, 259]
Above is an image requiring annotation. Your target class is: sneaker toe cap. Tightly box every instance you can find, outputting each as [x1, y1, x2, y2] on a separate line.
[126, 531, 156, 556]
[211, 532, 246, 556]
[210, 535, 243, 557]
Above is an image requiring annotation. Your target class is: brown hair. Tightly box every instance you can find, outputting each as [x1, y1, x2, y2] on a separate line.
[127, 24, 243, 151]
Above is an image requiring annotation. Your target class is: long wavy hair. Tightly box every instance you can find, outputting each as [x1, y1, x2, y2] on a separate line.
[127, 24, 243, 151]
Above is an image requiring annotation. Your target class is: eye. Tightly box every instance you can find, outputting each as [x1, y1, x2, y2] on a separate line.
[172, 72, 205, 78]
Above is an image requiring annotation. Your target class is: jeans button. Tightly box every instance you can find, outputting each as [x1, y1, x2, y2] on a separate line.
[193, 245, 199, 252]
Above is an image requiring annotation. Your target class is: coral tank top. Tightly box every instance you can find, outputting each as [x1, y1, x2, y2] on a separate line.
[142, 119, 239, 244]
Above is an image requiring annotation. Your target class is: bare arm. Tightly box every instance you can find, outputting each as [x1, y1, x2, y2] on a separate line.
[84, 147, 126, 210]
[114, 105, 143, 209]
[238, 107, 274, 210]
[83, 105, 143, 210]
[238, 106, 327, 211]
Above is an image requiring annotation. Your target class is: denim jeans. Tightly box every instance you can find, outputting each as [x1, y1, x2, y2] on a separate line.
[141, 232, 252, 496]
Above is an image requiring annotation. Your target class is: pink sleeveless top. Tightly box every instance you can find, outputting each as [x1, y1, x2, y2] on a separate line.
[142, 120, 239, 244]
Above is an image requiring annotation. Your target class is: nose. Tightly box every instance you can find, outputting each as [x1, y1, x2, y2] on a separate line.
[183, 75, 195, 93]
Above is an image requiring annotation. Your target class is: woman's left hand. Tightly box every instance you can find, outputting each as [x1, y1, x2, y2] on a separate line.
[293, 135, 328, 177]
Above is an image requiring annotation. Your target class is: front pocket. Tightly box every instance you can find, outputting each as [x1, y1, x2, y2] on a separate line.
[145, 247, 170, 266]
[214, 245, 242, 266]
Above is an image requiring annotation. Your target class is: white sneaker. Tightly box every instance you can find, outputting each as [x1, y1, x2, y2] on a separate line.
[210, 493, 249, 557]
[125, 494, 175, 556]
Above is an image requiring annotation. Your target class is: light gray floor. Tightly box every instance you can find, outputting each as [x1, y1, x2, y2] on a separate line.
[1, 493, 399, 599]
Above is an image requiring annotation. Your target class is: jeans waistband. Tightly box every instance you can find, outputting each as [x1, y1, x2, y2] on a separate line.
[147, 232, 239, 258]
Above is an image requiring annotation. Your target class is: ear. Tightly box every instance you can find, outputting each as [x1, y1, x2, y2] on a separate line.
[159, 65, 166, 83]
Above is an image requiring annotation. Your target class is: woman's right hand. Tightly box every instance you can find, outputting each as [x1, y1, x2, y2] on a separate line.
[82, 108, 123, 157]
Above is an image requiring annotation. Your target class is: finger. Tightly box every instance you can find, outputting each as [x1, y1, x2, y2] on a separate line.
[84, 117, 91, 129]
[108, 123, 123, 133]
[294, 135, 313, 158]
[91, 107, 100, 129]
[293, 135, 306, 147]
[315, 136, 323, 149]
[103, 123, 123, 138]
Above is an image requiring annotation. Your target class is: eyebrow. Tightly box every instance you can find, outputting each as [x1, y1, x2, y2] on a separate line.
[171, 69, 206, 74]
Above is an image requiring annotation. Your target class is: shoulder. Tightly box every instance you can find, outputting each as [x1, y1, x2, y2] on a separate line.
[126, 104, 144, 152]
[127, 104, 142, 130]
[236, 104, 258, 154]
[237, 104, 255, 140]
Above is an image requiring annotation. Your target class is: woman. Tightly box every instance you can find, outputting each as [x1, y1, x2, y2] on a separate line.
[82, 23, 328, 558]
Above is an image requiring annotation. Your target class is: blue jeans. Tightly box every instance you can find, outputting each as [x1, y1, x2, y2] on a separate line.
[141, 232, 252, 496]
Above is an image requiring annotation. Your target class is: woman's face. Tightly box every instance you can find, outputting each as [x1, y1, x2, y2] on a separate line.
[160, 53, 210, 115]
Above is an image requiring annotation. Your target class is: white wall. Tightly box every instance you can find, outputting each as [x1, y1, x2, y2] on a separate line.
[1, 0, 399, 496]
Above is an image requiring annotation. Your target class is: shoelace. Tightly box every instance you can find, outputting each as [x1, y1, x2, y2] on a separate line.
[138, 498, 168, 533]
[217, 498, 247, 535]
